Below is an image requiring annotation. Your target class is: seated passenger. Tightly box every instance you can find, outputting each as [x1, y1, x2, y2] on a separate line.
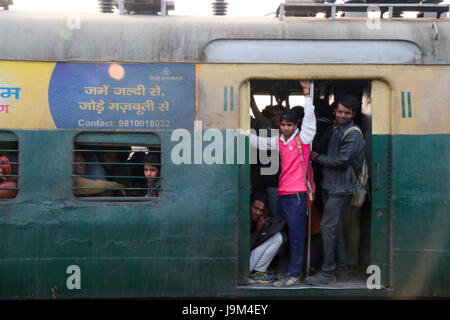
[128, 153, 161, 197]
[73, 152, 124, 196]
[249, 193, 285, 284]
[142, 153, 161, 197]
[0, 155, 18, 199]
[83, 148, 130, 196]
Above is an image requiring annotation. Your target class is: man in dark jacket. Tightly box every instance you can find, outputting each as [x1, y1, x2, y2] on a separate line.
[249, 193, 285, 284]
[306, 95, 366, 286]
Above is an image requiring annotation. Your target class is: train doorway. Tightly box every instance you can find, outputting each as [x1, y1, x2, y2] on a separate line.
[240, 78, 389, 289]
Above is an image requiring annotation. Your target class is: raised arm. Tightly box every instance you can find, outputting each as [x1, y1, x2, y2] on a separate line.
[250, 93, 271, 128]
[299, 80, 316, 145]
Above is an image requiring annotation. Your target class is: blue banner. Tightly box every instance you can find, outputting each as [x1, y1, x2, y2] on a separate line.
[48, 63, 196, 130]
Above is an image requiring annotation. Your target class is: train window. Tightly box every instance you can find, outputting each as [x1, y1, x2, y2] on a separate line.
[73, 132, 161, 201]
[0, 132, 19, 200]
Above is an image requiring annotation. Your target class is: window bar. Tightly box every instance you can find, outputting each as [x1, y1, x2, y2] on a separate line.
[73, 149, 162, 153]
[72, 175, 163, 179]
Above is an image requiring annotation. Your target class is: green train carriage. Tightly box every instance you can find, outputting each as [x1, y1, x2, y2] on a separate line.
[0, 9, 449, 298]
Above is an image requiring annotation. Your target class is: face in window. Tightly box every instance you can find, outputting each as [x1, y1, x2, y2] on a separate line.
[74, 153, 86, 175]
[0, 155, 11, 181]
[144, 164, 160, 184]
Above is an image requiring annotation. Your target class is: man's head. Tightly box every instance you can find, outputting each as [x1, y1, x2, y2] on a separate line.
[267, 105, 285, 129]
[74, 153, 86, 175]
[98, 152, 119, 171]
[335, 95, 358, 127]
[250, 192, 266, 222]
[143, 153, 161, 184]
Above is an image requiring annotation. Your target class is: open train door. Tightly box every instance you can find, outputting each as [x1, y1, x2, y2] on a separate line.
[238, 78, 392, 289]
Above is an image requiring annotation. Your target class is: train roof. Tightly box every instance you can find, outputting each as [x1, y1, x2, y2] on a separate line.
[0, 11, 449, 64]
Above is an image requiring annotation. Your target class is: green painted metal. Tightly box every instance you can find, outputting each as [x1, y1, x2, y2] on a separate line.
[371, 135, 391, 286]
[391, 134, 450, 296]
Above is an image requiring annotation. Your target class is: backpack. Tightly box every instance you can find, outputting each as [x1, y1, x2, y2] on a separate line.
[296, 135, 315, 208]
[342, 126, 369, 208]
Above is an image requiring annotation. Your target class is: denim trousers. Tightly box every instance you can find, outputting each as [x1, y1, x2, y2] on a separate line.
[278, 193, 307, 277]
[320, 190, 351, 276]
[266, 187, 280, 217]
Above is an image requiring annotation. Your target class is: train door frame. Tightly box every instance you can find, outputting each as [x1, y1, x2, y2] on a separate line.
[237, 78, 392, 289]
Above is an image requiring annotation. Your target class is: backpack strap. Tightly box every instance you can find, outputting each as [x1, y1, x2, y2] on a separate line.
[296, 135, 314, 202]
[341, 126, 364, 180]
[342, 126, 362, 139]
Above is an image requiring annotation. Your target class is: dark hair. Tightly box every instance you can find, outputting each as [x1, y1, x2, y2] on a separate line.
[262, 104, 286, 118]
[251, 192, 266, 205]
[143, 153, 161, 166]
[337, 95, 359, 112]
[315, 99, 332, 119]
[290, 105, 304, 122]
[281, 108, 300, 125]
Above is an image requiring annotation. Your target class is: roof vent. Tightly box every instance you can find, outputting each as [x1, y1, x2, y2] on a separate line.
[212, 0, 228, 15]
[98, 0, 114, 13]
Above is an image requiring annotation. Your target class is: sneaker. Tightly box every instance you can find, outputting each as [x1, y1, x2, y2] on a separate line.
[249, 271, 276, 284]
[276, 272, 287, 280]
[305, 272, 337, 286]
[272, 275, 301, 287]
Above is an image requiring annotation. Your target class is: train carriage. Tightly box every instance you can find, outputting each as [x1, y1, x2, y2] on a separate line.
[0, 6, 449, 298]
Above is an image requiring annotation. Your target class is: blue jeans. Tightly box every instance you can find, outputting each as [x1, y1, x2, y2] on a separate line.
[278, 193, 307, 277]
[320, 190, 351, 276]
[266, 187, 279, 217]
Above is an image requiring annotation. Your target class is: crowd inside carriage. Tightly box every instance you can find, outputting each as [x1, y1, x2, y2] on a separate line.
[249, 80, 368, 287]
[73, 146, 162, 198]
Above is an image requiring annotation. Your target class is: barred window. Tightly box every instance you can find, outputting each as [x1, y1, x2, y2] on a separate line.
[0, 132, 19, 199]
[73, 132, 161, 201]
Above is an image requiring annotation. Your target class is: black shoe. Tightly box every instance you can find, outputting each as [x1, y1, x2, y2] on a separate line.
[305, 272, 336, 286]
[336, 270, 350, 282]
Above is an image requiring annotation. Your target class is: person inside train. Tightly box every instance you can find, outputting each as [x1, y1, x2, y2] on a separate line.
[249, 192, 285, 284]
[250, 85, 287, 218]
[249, 80, 316, 287]
[251, 101, 285, 131]
[305, 95, 366, 286]
[128, 153, 161, 197]
[0, 155, 18, 199]
[72, 152, 124, 196]
[83, 147, 131, 197]
[142, 153, 161, 197]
